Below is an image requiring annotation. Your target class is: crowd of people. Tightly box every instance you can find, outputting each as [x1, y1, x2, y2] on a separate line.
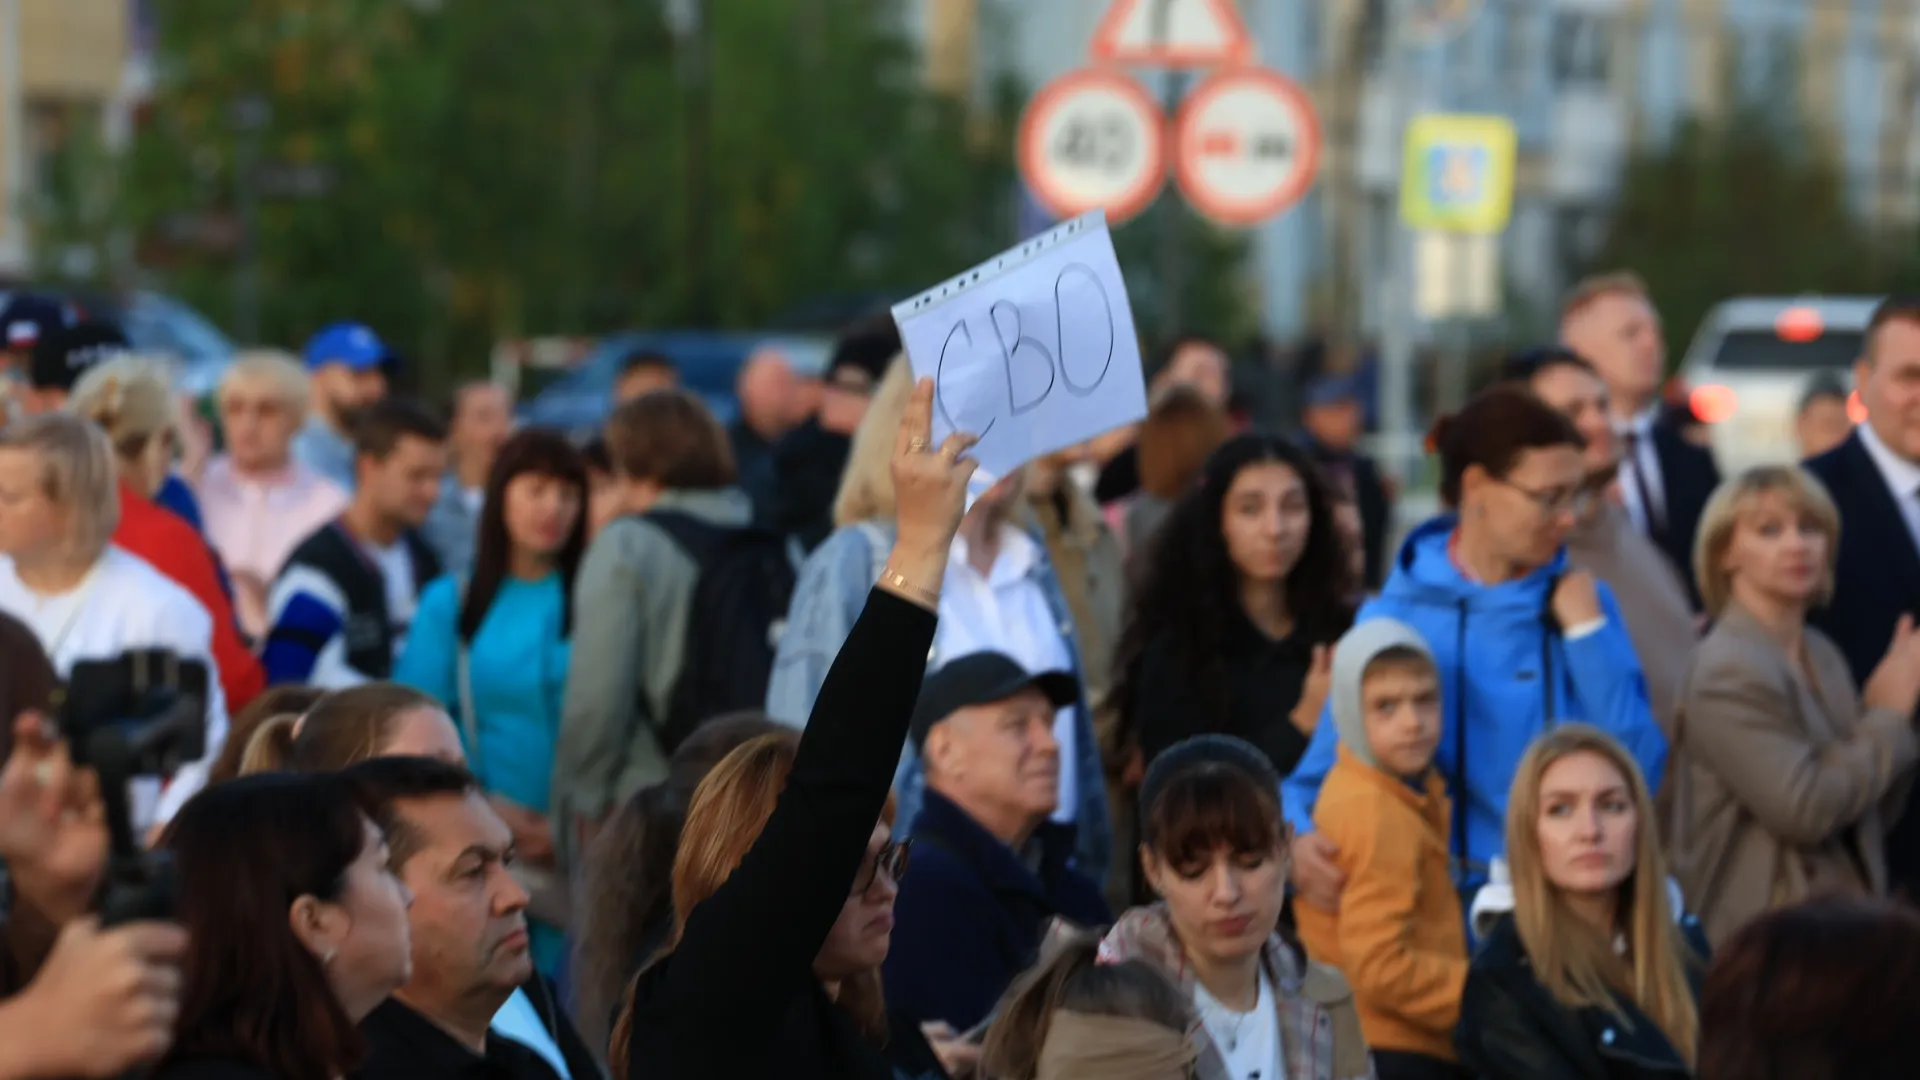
[0, 272, 1918, 1080]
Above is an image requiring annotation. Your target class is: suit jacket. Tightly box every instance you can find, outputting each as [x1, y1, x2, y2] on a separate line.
[1669, 602, 1919, 945]
[1646, 420, 1720, 610]
[1805, 429, 1920, 888]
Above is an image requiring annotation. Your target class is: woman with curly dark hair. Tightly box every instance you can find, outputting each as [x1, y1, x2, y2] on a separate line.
[1113, 433, 1356, 779]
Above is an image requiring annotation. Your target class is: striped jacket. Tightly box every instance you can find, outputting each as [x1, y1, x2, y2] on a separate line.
[262, 521, 440, 687]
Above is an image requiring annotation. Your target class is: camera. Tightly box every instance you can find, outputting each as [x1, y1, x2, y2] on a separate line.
[53, 650, 209, 927]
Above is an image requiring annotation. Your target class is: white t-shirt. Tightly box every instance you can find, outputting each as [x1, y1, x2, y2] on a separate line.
[936, 524, 1081, 823]
[1194, 970, 1283, 1080]
[0, 546, 230, 827]
[360, 537, 418, 661]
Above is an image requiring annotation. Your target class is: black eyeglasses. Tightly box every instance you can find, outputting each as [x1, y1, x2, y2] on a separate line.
[851, 839, 912, 895]
[1498, 476, 1593, 517]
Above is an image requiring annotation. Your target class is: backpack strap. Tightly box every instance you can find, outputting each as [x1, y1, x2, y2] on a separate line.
[453, 577, 484, 780]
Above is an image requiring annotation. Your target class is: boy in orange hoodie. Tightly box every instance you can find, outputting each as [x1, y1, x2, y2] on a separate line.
[1295, 617, 1468, 1080]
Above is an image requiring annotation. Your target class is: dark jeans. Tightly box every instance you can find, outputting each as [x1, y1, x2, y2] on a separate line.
[1373, 1050, 1472, 1080]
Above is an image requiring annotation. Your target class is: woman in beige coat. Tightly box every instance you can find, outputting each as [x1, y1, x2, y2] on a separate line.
[1670, 465, 1920, 945]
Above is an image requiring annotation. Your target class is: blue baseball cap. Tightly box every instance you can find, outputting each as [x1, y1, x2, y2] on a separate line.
[1304, 373, 1360, 409]
[302, 321, 396, 372]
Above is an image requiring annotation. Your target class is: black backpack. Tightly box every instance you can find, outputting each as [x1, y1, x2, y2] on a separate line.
[645, 509, 799, 753]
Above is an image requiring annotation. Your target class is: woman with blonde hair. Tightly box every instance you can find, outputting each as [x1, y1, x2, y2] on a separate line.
[611, 378, 978, 1079]
[69, 354, 264, 710]
[765, 358, 1110, 879]
[197, 350, 349, 638]
[1457, 724, 1705, 1080]
[0, 412, 228, 826]
[1667, 466, 1920, 945]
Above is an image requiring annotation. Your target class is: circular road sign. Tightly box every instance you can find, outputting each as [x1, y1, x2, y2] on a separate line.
[1172, 67, 1322, 227]
[1018, 68, 1167, 225]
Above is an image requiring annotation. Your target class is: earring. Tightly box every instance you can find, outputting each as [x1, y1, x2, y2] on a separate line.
[322, 948, 336, 966]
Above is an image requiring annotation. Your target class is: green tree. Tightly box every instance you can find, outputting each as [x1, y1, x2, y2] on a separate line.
[53, 0, 1022, 391]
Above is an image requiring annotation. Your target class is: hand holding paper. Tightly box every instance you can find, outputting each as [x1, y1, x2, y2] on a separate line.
[891, 211, 1148, 493]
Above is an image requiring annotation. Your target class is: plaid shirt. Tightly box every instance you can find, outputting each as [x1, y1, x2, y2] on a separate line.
[1098, 904, 1375, 1080]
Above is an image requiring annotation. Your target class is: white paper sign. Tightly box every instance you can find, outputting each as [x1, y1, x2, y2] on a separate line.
[891, 211, 1147, 491]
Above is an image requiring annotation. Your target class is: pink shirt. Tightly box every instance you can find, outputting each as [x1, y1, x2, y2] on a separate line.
[198, 456, 350, 633]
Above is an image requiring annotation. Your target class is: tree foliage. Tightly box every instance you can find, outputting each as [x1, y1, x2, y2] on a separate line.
[63, 0, 1025, 387]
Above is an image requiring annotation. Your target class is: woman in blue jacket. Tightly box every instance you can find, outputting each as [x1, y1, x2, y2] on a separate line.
[1284, 386, 1666, 913]
[396, 428, 588, 975]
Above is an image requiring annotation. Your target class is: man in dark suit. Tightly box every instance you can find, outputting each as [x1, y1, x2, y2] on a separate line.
[1561, 271, 1720, 609]
[1806, 294, 1920, 893]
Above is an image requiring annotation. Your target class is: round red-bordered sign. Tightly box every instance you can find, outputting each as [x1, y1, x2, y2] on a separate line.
[1172, 67, 1322, 226]
[1017, 68, 1167, 225]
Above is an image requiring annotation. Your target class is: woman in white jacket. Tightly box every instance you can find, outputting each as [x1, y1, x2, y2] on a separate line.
[0, 412, 228, 826]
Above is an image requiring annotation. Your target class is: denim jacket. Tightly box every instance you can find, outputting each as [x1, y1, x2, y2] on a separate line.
[765, 517, 1112, 884]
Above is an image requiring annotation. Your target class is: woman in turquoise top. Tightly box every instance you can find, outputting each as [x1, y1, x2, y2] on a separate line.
[398, 428, 588, 976]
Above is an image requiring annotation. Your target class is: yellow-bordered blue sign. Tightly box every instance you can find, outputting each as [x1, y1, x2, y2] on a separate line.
[1400, 113, 1516, 234]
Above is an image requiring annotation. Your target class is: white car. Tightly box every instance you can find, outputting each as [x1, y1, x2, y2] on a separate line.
[1678, 295, 1873, 474]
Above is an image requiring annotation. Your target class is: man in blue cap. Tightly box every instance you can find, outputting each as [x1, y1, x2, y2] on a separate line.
[293, 320, 396, 490]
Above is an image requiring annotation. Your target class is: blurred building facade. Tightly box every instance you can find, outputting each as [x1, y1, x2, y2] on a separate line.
[0, 0, 139, 272]
[920, 0, 1920, 342]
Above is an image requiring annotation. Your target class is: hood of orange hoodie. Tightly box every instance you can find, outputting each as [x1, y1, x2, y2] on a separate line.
[1330, 616, 1436, 771]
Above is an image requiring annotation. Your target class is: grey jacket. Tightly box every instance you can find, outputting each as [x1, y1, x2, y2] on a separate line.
[764, 517, 1113, 883]
[552, 487, 755, 864]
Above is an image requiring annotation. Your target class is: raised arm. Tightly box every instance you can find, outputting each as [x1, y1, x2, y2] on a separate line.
[638, 379, 976, 1041]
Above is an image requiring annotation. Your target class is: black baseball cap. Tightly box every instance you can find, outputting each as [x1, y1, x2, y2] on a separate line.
[30, 319, 131, 392]
[0, 293, 77, 353]
[908, 651, 1079, 750]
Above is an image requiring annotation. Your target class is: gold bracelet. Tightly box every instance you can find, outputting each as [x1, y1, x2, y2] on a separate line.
[880, 568, 940, 609]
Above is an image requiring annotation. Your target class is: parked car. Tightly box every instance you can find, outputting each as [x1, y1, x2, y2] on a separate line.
[517, 329, 831, 440]
[1678, 295, 1874, 473]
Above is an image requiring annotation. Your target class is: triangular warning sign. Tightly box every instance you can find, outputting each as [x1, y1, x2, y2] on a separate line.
[1090, 0, 1253, 69]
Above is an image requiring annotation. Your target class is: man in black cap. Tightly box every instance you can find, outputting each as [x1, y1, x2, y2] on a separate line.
[0, 293, 77, 396]
[881, 651, 1111, 1042]
[22, 319, 131, 415]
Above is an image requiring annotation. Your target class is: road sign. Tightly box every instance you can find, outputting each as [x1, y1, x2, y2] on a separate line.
[1091, 0, 1253, 69]
[1171, 67, 1321, 226]
[1399, 113, 1517, 234]
[1018, 69, 1167, 225]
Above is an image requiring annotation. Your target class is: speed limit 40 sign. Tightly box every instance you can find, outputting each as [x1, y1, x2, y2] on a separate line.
[1018, 68, 1166, 225]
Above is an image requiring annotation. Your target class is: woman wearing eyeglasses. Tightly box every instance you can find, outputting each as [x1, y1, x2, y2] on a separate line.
[609, 378, 976, 1080]
[1283, 386, 1666, 926]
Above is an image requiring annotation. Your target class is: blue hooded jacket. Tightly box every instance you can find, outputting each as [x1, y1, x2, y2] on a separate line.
[1282, 515, 1666, 893]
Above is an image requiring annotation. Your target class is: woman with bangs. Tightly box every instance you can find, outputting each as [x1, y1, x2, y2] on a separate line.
[1668, 466, 1920, 946]
[1458, 725, 1704, 1080]
[1100, 734, 1372, 1080]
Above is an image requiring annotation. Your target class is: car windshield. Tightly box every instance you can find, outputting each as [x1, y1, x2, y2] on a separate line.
[1709, 328, 1864, 371]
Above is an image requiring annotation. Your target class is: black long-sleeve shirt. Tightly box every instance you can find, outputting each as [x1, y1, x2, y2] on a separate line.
[624, 589, 937, 1080]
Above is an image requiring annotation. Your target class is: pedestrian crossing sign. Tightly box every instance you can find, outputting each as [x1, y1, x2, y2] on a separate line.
[1399, 114, 1516, 234]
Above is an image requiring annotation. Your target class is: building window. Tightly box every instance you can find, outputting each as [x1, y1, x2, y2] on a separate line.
[1550, 11, 1611, 88]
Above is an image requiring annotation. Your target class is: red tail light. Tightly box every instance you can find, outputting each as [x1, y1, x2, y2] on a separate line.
[1690, 384, 1738, 424]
